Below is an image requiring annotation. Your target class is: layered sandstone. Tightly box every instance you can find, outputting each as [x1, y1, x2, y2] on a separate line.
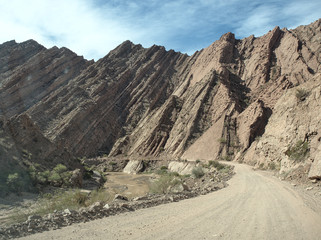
[242, 73, 321, 178]
[0, 19, 320, 178]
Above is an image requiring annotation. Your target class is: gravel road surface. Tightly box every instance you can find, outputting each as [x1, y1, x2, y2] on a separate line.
[20, 163, 321, 240]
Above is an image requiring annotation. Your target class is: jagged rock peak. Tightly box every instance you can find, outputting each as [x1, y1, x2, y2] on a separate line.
[0, 39, 45, 54]
[20, 39, 45, 48]
[219, 32, 235, 43]
[0, 40, 17, 47]
[110, 40, 143, 55]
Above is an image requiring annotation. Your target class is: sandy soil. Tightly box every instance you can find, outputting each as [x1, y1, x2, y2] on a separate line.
[19, 163, 321, 240]
[103, 172, 152, 199]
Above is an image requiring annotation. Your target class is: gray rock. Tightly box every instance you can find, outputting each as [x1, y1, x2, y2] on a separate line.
[308, 148, 321, 180]
[69, 169, 83, 187]
[88, 202, 103, 212]
[133, 196, 148, 201]
[63, 209, 71, 216]
[27, 215, 41, 221]
[93, 171, 102, 178]
[170, 183, 185, 194]
[123, 160, 144, 174]
[214, 182, 225, 189]
[114, 194, 128, 201]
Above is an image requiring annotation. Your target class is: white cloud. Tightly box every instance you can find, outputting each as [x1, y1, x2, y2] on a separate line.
[0, 0, 142, 60]
[0, 0, 320, 60]
[235, 5, 278, 38]
[234, 1, 321, 39]
[283, 1, 321, 29]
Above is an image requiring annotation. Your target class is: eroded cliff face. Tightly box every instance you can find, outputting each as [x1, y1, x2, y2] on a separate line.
[242, 74, 321, 179]
[0, 19, 320, 178]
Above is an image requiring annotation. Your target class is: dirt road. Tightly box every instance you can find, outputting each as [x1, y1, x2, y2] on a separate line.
[20, 163, 321, 240]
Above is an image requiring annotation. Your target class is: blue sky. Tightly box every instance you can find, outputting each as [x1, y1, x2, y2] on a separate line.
[0, 0, 320, 60]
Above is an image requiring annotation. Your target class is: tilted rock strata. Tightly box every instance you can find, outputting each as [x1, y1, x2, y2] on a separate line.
[0, 19, 320, 176]
[242, 73, 321, 178]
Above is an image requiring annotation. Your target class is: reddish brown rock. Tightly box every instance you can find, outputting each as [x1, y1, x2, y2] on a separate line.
[0, 19, 320, 179]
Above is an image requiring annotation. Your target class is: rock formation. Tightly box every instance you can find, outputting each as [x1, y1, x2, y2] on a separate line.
[242, 73, 321, 178]
[0, 19, 320, 179]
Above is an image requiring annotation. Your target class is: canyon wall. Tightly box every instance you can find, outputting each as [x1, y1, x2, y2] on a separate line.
[1, 19, 320, 178]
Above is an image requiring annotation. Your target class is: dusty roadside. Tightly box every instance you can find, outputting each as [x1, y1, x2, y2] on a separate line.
[19, 163, 321, 240]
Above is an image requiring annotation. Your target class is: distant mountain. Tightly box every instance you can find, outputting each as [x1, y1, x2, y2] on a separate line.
[1, 18, 320, 182]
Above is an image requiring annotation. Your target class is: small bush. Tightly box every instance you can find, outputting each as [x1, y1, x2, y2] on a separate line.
[156, 169, 168, 175]
[196, 159, 201, 164]
[6, 173, 23, 193]
[170, 172, 180, 177]
[53, 164, 68, 174]
[88, 189, 112, 204]
[268, 162, 278, 171]
[208, 160, 225, 170]
[192, 167, 205, 178]
[160, 166, 168, 170]
[1, 168, 33, 196]
[221, 155, 232, 161]
[285, 140, 309, 162]
[149, 175, 181, 194]
[218, 138, 227, 144]
[295, 89, 309, 101]
[9, 188, 112, 224]
[48, 172, 62, 183]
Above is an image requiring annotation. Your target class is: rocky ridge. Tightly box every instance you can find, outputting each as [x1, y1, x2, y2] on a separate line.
[0, 19, 321, 179]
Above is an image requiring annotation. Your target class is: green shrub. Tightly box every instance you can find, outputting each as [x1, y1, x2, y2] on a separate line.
[160, 166, 168, 170]
[53, 164, 68, 174]
[149, 175, 181, 194]
[8, 188, 113, 225]
[192, 167, 205, 178]
[156, 169, 168, 175]
[48, 172, 62, 183]
[41, 170, 50, 179]
[208, 160, 225, 170]
[268, 162, 277, 171]
[285, 140, 309, 162]
[170, 172, 180, 177]
[6, 173, 23, 193]
[221, 155, 232, 161]
[61, 171, 73, 185]
[89, 189, 112, 204]
[218, 138, 227, 144]
[259, 163, 265, 169]
[0, 168, 33, 196]
[295, 89, 309, 101]
[9, 189, 97, 224]
[196, 159, 201, 164]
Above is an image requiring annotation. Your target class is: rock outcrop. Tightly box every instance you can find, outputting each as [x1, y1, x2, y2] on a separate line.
[241, 73, 321, 178]
[123, 160, 144, 174]
[0, 19, 321, 179]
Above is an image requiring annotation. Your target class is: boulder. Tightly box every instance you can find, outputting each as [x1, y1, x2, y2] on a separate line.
[114, 194, 128, 201]
[168, 162, 195, 175]
[169, 183, 189, 194]
[123, 160, 144, 174]
[308, 147, 321, 179]
[88, 202, 103, 212]
[69, 169, 83, 187]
